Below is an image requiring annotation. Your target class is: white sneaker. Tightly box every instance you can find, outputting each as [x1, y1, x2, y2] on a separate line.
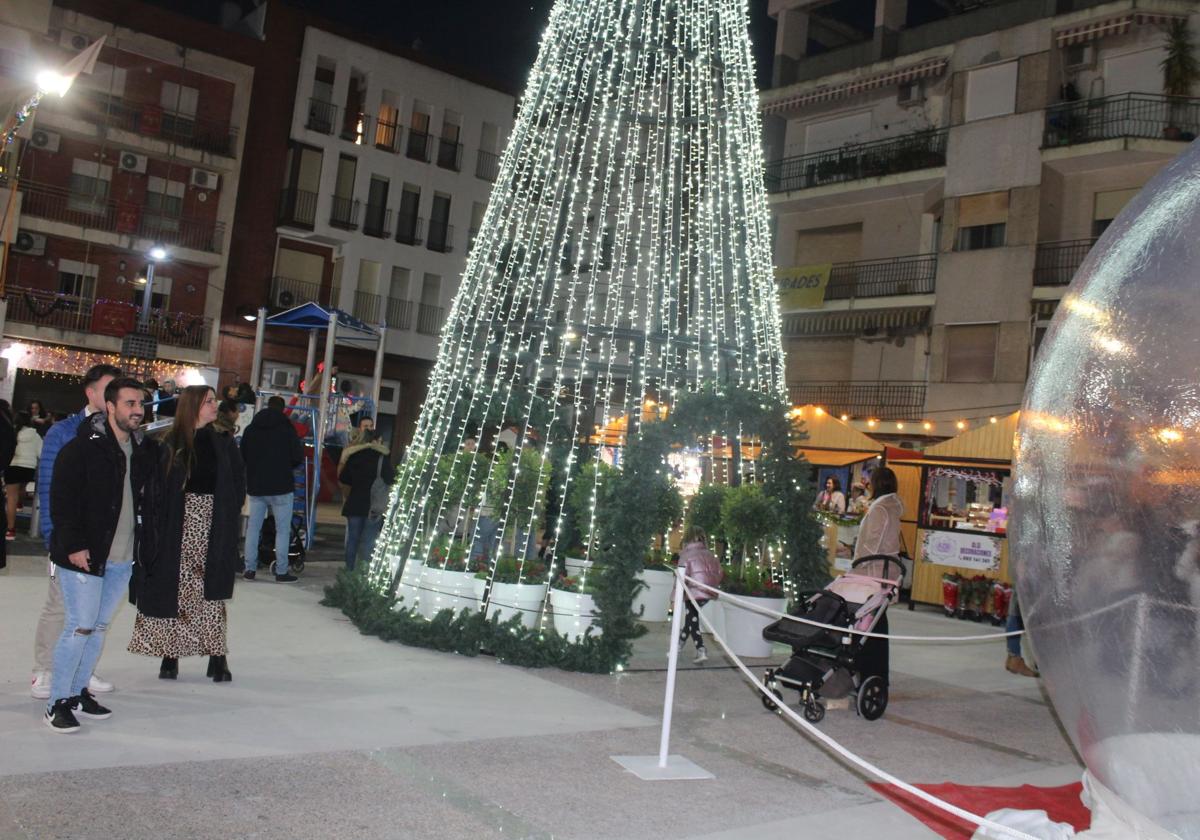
[31, 671, 50, 700]
[693, 648, 708, 665]
[88, 674, 114, 693]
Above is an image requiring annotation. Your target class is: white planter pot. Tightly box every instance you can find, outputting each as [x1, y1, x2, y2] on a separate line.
[549, 587, 599, 642]
[395, 558, 424, 612]
[472, 576, 487, 604]
[486, 581, 549, 630]
[418, 567, 480, 619]
[564, 557, 594, 577]
[633, 569, 674, 623]
[719, 593, 787, 658]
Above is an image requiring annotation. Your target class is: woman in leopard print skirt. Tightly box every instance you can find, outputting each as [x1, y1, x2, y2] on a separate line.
[129, 385, 245, 681]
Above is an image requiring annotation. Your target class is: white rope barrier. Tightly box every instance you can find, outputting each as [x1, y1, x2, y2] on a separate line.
[679, 571, 1026, 642]
[674, 570, 1039, 840]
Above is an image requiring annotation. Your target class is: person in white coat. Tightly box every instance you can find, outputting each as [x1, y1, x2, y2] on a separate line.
[7, 411, 42, 539]
[852, 466, 902, 684]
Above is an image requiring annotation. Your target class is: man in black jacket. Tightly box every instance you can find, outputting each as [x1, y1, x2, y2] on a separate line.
[241, 396, 304, 582]
[44, 378, 156, 733]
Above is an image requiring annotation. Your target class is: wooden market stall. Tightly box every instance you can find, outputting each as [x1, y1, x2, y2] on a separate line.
[889, 412, 1019, 609]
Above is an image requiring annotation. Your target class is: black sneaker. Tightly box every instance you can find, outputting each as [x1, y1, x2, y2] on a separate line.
[44, 698, 81, 733]
[72, 688, 112, 720]
[242, 570, 256, 580]
[275, 573, 298, 582]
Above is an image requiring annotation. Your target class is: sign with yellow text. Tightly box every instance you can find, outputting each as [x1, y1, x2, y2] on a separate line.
[776, 263, 833, 309]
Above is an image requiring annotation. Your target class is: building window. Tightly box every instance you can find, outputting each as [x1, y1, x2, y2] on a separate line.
[57, 259, 98, 301]
[1092, 188, 1138, 238]
[945, 323, 998, 382]
[160, 81, 199, 142]
[965, 61, 1017, 122]
[145, 176, 185, 234]
[956, 223, 1006, 250]
[131, 274, 172, 310]
[67, 159, 111, 212]
[955, 191, 1008, 251]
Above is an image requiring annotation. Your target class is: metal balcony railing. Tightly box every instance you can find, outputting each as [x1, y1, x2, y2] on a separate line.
[476, 150, 500, 182]
[374, 119, 400, 152]
[788, 381, 927, 420]
[427, 220, 454, 253]
[363, 205, 392, 239]
[765, 129, 948, 194]
[5, 286, 212, 350]
[354, 290, 382, 323]
[55, 91, 238, 156]
[396, 213, 424, 246]
[278, 188, 318, 228]
[270, 275, 326, 308]
[417, 302, 445, 335]
[436, 137, 463, 171]
[1043, 93, 1200, 148]
[306, 98, 338, 135]
[820, 253, 937, 300]
[20, 180, 224, 252]
[386, 297, 414, 330]
[1033, 238, 1096, 287]
[406, 129, 432, 162]
[329, 196, 360, 230]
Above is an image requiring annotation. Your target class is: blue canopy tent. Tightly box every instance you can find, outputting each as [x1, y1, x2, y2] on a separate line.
[248, 303, 387, 546]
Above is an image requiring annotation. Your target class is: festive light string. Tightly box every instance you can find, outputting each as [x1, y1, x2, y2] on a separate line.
[369, 1, 788, 624]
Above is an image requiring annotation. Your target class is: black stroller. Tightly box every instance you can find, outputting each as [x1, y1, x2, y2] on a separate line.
[760, 555, 904, 723]
[255, 513, 307, 574]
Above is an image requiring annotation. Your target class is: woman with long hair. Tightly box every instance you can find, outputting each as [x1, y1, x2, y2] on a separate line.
[128, 386, 245, 681]
[28, 399, 52, 437]
[7, 410, 42, 539]
[852, 466, 903, 685]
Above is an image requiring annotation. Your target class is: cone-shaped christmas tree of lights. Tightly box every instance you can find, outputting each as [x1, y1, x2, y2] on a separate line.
[369, 0, 786, 615]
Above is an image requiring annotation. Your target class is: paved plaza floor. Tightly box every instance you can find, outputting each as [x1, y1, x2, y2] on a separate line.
[0, 546, 1082, 839]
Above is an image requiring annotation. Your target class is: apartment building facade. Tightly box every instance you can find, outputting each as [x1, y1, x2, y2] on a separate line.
[763, 0, 1198, 442]
[0, 0, 253, 403]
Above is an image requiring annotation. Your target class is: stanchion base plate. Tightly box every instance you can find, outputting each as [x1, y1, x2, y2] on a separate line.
[611, 755, 714, 780]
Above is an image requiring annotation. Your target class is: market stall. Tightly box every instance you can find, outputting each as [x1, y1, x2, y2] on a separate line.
[890, 412, 1018, 616]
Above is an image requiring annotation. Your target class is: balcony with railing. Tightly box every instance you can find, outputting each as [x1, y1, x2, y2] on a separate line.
[1043, 93, 1200, 148]
[53, 91, 239, 157]
[406, 129, 432, 162]
[306, 98, 338, 135]
[270, 275, 327, 308]
[1034, 238, 1095, 287]
[427, 220, 454, 254]
[278, 187, 317, 229]
[386, 297, 414, 330]
[396, 213, 424, 246]
[417, 302, 445, 335]
[765, 129, 948, 194]
[820, 253, 937, 301]
[329, 196, 360, 230]
[354, 290, 382, 323]
[374, 119, 400, 152]
[5, 286, 212, 351]
[20, 180, 224, 253]
[437, 137, 463, 171]
[362, 205, 392, 239]
[788, 380, 927, 420]
[476, 150, 500, 182]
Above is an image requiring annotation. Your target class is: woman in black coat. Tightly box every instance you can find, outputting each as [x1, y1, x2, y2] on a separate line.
[128, 385, 246, 682]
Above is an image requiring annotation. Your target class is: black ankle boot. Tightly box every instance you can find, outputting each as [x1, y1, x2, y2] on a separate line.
[209, 655, 232, 683]
[159, 657, 178, 679]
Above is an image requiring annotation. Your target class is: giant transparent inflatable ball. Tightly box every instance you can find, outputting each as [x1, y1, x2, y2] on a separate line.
[1012, 143, 1200, 838]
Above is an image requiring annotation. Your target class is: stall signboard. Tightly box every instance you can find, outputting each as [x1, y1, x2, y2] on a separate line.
[921, 530, 1001, 571]
[775, 263, 832, 309]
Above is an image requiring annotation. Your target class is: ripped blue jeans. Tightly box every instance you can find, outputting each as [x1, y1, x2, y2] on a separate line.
[49, 561, 133, 709]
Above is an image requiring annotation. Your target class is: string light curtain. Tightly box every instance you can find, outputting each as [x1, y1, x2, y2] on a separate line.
[369, 0, 785, 598]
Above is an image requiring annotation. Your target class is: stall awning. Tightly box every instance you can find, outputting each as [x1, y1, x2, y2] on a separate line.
[266, 303, 380, 344]
[1055, 11, 1183, 46]
[783, 306, 931, 338]
[762, 57, 948, 115]
[798, 447, 879, 467]
[925, 411, 1020, 462]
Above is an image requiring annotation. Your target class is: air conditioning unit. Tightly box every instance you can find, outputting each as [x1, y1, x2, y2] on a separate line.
[897, 80, 925, 106]
[118, 152, 148, 174]
[273, 288, 297, 309]
[1064, 43, 1095, 72]
[190, 168, 219, 190]
[268, 367, 299, 389]
[59, 31, 91, 51]
[13, 230, 46, 256]
[30, 129, 61, 152]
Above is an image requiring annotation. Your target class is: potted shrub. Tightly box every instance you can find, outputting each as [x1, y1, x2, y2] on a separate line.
[549, 572, 601, 641]
[1161, 19, 1200, 139]
[633, 549, 674, 622]
[718, 483, 785, 657]
[718, 563, 787, 658]
[418, 537, 478, 619]
[563, 459, 617, 575]
[486, 446, 553, 561]
[479, 556, 548, 629]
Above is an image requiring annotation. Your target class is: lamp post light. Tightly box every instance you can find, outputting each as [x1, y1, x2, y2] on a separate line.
[139, 244, 168, 331]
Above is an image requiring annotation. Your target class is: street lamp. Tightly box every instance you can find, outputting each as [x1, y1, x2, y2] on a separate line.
[139, 244, 168, 330]
[35, 69, 74, 97]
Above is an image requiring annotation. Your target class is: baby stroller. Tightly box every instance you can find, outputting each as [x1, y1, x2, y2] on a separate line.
[760, 554, 903, 723]
[256, 513, 307, 574]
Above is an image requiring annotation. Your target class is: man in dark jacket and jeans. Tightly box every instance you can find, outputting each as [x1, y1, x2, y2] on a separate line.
[241, 396, 304, 582]
[44, 378, 156, 733]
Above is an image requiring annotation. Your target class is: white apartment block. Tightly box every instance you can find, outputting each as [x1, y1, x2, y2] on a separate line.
[763, 0, 1198, 442]
[273, 26, 516, 365]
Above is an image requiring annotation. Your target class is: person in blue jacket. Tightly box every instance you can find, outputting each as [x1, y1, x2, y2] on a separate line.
[29, 364, 122, 701]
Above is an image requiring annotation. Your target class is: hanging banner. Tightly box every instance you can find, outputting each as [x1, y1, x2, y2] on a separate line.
[921, 530, 1002, 571]
[776, 263, 833, 309]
